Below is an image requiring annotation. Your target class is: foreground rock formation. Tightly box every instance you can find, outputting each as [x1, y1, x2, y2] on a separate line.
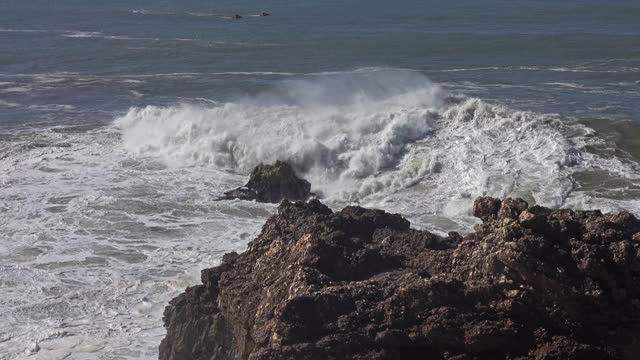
[160, 197, 640, 359]
[220, 161, 312, 203]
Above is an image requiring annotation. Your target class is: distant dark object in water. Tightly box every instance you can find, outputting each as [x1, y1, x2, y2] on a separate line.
[261, 12, 270, 16]
[233, 14, 242, 19]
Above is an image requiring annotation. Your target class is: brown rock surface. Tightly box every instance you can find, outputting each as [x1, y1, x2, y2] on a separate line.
[160, 197, 640, 359]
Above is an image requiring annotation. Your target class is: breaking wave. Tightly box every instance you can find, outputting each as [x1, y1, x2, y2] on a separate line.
[115, 69, 634, 211]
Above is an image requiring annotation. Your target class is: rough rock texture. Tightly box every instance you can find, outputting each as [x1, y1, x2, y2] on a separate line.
[160, 197, 640, 360]
[220, 161, 312, 203]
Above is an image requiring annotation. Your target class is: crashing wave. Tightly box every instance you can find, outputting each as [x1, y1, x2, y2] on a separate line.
[114, 69, 633, 215]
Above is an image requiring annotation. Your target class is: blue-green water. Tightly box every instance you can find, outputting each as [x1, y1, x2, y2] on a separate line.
[2, 0, 640, 125]
[1, 1, 640, 358]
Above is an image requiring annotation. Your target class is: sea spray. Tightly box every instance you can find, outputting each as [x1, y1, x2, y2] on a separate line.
[113, 69, 640, 236]
[115, 69, 599, 215]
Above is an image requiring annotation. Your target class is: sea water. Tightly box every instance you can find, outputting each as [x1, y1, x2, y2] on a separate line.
[1, 0, 640, 358]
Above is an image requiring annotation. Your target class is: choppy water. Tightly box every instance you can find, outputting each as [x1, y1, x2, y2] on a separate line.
[1, 0, 640, 358]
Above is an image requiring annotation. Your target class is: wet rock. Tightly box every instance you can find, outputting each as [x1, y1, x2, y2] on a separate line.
[160, 197, 640, 360]
[497, 197, 529, 221]
[220, 161, 312, 203]
[472, 196, 501, 221]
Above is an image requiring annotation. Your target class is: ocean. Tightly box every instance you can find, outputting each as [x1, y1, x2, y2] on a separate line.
[1, 0, 640, 358]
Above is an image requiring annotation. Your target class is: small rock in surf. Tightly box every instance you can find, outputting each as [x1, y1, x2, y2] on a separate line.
[219, 161, 313, 203]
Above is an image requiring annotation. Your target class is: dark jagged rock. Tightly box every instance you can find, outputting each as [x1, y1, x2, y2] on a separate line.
[220, 161, 312, 203]
[160, 197, 640, 360]
[472, 196, 501, 221]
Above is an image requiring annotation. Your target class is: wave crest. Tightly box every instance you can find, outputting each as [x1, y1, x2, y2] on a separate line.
[115, 69, 595, 206]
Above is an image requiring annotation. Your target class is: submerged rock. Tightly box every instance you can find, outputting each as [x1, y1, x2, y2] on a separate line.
[220, 161, 312, 203]
[160, 197, 640, 359]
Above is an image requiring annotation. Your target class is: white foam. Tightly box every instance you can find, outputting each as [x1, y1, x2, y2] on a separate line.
[3, 69, 640, 359]
[104, 35, 160, 41]
[185, 12, 224, 17]
[130, 9, 176, 16]
[548, 67, 620, 73]
[120, 79, 145, 84]
[62, 31, 103, 38]
[544, 82, 604, 91]
[0, 127, 271, 359]
[61, 30, 160, 41]
[433, 67, 502, 72]
[1, 86, 31, 93]
[0, 100, 20, 107]
[115, 69, 640, 227]
[0, 28, 47, 33]
[28, 104, 76, 111]
[116, 70, 443, 190]
[117, 68, 417, 79]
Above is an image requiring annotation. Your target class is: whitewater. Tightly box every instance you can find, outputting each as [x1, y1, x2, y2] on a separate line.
[1, 69, 639, 358]
[4, 0, 640, 357]
[116, 70, 640, 226]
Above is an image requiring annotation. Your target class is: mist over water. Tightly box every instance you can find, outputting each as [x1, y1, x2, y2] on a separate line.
[2, 0, 640, 358]
[116, 70, 441, 178]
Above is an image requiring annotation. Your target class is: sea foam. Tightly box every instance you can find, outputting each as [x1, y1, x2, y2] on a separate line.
[115, 69, 614, 216]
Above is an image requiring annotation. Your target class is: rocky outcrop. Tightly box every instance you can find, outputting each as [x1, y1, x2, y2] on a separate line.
[160, 197, 640, 359]
[220, 161, 312, 203]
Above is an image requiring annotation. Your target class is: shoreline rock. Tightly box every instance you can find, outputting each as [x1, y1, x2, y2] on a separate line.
[160, 197, 640, 359]
[219, 161, 312, 203]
